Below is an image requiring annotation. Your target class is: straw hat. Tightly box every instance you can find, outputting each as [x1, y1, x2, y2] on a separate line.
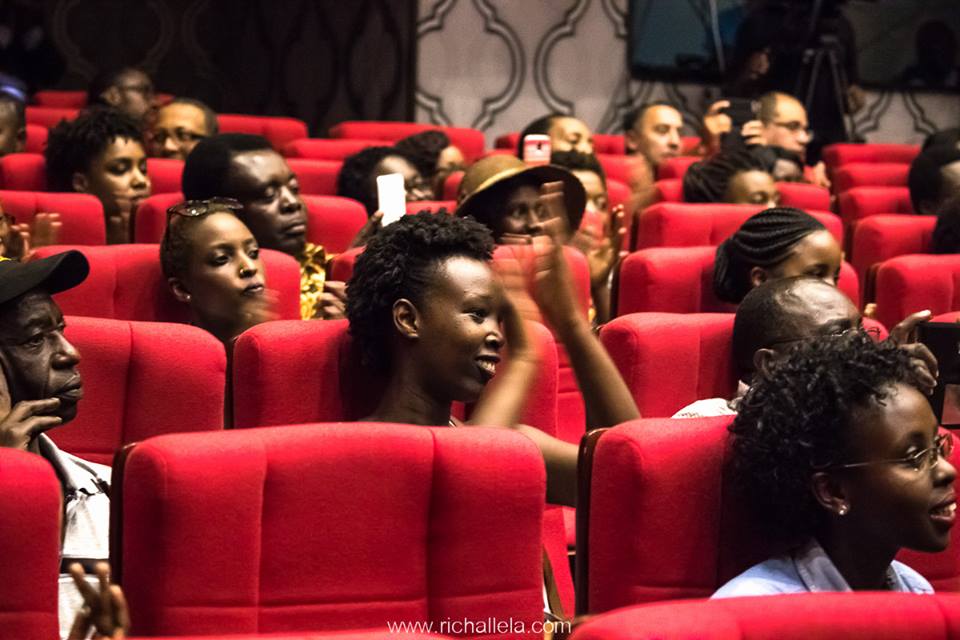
[456, 155, 586, 231]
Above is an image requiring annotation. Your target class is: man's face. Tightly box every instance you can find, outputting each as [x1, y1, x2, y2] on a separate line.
[627, 105, 682, 168]
[548, 117, 594, 155]
[938, 160, 960, 210]
[0, 291, 82, 423]
[110, 70, 156, 123]
[0, 103, 23, 157]
[772, 280, 861, 355]
[226, 150, 308, 256]
[149, 103, 211, 160]
[761, 96, 811, 157]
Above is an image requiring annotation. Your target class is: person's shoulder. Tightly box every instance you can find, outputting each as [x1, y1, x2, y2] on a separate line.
[712, 555, 805, 598]
[672, 397, 737, 419]
[891, 560, 935, 594]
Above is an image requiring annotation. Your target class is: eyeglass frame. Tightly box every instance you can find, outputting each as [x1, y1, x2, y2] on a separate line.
[822, 432, 954, 473]
[765, 325, 880, 349]
[771, 120, 814, 139]
[167, 197, 242, 219]
[151, 127, 208, 146]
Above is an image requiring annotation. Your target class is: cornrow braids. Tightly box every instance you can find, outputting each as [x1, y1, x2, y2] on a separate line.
[682, 148, 771, 204]
[713, 206, 826, 304]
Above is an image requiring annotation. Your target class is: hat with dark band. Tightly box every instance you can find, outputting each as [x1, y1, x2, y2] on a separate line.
[0, 251, 89, 306]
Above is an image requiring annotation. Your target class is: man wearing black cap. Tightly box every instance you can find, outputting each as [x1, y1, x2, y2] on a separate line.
[0, 250, 110, 639]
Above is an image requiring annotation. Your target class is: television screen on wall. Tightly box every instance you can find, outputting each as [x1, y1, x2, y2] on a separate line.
[628, 0, 960, 92]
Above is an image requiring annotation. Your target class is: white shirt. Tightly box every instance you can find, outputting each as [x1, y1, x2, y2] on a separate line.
[672, 381, 750, 419]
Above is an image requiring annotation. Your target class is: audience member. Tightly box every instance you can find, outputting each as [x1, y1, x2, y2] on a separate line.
[45, 108, 151, 244]
[683, 149, 780, 206]
[86, 67, 156, 124]
[751, 144, 805, 182]
[922, 127, 960, 151]
[908, 144, 960, 215]
[0, 93, 25, 156]
[394, 129, 465, 197]
[182, 133, 348, 320]
[66, 561, 128, 640]
[516, 113, 594, 156]
[932, 193, 960, 253]
[754, 91, 830, 188]
[0, 251, 112, 639]
[336, 145, 432, 216]
[148, 97, 218, 160]
[623, 102, 683, 170]
[712, 207, 840, 304]
[714, 330, 954, 596]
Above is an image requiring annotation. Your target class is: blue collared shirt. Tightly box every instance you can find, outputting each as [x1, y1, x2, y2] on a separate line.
[712, 538, 933, 598]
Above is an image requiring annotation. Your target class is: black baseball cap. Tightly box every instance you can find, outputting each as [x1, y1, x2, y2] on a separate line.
[0, 251, 89, 306]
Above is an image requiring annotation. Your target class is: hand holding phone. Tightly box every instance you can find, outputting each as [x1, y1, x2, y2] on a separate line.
[377, 173, 406, 227]
[522, 134, 551, 167]
[916, 321, 960, 425]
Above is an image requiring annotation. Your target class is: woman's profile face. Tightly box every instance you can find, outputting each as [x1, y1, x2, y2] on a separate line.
[767, 229, 842, 286]
[411, 255, 504, 403]
[726, 169, 780, 207]
[833, 382, 956, 553]
[178, 212, 266, 327]
[82, 136, 151, 217]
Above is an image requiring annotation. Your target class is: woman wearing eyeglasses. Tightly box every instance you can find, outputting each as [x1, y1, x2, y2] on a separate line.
[714, 330, 956, 597]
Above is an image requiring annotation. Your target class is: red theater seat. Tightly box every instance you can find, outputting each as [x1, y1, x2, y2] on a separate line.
[50, 316, 225, 464]
[217, 114, 309, 151]
[838, 186, 915, 231]
[596, 153, 633, 184]
[0, 448, 61, 639]
[117, 423, 546, 637]
[33, 90, 87, 108]
[25, 106, 79, 128]
[24, 123, 48, 153]
[283, 138, 386, 160]
[833, 162, 910, 192]
[656, 155, 700, 180]
[0, 190, 105, 244]
[606, 178, 629, 211]
[616, 247, 859, 315]
[0, 152, 46, 190]
[146, 157, 183, 194]
[823, 142, 920, 168]
[650, 180, 830, 211]
[442, 171, 464, 201]
[406, 200, 455, 214]
[652, 179, 682, 202]
[33, 244, 301, 322]
[874, 254, 960, 330]
[578, 417, 960, 615]
[286, 158, 342, 196]
[633, 202, 840, 251]
[330, 121, 485, 163]
[570, 593, 960, 639]
[851, 215, 936, 296]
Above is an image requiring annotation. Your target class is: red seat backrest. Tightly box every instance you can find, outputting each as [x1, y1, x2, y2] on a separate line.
[32, 244, 301, 322]
[405, 200, 456, 214]
[571, 592, 960, 639]
[833, 162, 910, 192]
[0, 448, 60, 639]
[132, 192, 184, 244]
[217, 114, 309, 151]
[607, 178, 630, 210]
[634, 202, 841, 250]
[24, 123, 47, 153]
[0, 190, 105, 244]
[584, 417, 960, 614]
[25, 106, 79, 128]
[650, 180, 830, 211]
[838, 186, 915, 227]
[146, 157, 183, 194]
[851, 214, 936, 286]
[286, 158, 341, 196]
[33, 90, 87, 108]
[442, 170, 464, 201]
[656, 155, 700, 180]
[875, 254, 960, 329]
[0, 152, 46, 190]
[616, 247, 859, 315]
[50, 316, 225, 464]
[118, 423, 546, 637]
[597, 153, 633, 184]
[329, 121, 485, 163]
[283, 138, 386, 160]
[823, 143, 920, 168]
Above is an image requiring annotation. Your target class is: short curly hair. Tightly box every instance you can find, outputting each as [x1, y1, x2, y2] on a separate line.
[730, 330, 915, 539]
[395, 130, 450, 178]
[160, 202, 244, 281]
[346, 212, 494, 371]
[337, 146, 415, 216]
[45, 107, 145, 191]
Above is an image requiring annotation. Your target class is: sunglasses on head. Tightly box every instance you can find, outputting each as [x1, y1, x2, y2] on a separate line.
[167, 197, 242, 219]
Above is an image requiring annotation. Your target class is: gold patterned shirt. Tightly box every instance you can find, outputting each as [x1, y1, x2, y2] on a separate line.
[298, 242, 332, 320]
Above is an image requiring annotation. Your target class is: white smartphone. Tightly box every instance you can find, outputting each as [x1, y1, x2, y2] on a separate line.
[522, 134, 551, 167]
[377, 173, 406, 226]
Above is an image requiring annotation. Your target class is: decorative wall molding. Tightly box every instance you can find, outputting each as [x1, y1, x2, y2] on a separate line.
[533, 0, 590, 115]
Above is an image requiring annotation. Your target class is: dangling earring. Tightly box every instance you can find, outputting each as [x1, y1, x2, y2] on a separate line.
[838, 504, 849, 516]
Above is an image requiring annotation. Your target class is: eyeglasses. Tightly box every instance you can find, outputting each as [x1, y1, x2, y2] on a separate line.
[767, 325, 879, 348]
[772, 121, 814, 139]
[829, 433, 954, 473]
[152, 128, 207, 145]
[167, 197, 242, 219]
[118, 83, 155, 98]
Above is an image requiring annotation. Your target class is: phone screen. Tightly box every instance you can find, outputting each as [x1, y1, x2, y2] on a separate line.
[917, 322, 960, 426]
[377, 173, 406, 227]
[522, 134, 551, 167]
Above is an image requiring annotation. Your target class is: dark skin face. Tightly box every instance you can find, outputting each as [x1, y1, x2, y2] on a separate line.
[750, 230, 843, 291]
[490, 183, 553, 239]
[373, 154, 432, 202]
[226, 150, 308, 256]
[106, 69, 156, 123]
[74, 137, 151, 219]
[726, 170, 780, 207]
[0, 103, 24, 157]
[0, 292, 82, 423]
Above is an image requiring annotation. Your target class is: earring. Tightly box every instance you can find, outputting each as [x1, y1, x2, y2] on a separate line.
[184, 294, 191, 302]
[838, 504, 849, 516]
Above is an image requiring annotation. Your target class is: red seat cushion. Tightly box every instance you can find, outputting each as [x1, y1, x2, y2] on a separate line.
[146, 157, 183, 195]
[32, 244, 301, 322]
[25, 106, 79, 128]
[330, 122, 485, 163]
[833, 162, 910, 192]
[24, 123, 47, 153]
[120, 423, 546, 637]
[286, 158, 342, 196]
[823, 143, 920, 168]
[656, 155, 701, 180]
[596, 153, 633, 184]
[607, 178, 630, 211]
[283, 138, 387, 160]
[0, 152, 46, 190]
[49, 316, 225, 464]
[874, 254, 960, 330]
[32, 90, 87, 108]
[851, 214, 936, 286]
[651, 180, 830, 211]
[838, 186, 915, 231]
[217, 114, 309, 151]
[0, 190, 105, 244]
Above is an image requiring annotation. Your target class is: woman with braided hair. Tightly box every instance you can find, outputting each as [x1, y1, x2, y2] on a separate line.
[713, 206, 842, 304]
[683, 148, 780, 206]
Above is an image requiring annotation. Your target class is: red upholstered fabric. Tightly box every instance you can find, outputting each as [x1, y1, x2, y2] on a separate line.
[286, 158, 342, 196]
[616, 247, 859, 315]
[32, 244, 301, 322]
[874, 254, 960, 330]
[606, 178, 629, 211]
[650, 180, 830, 210]
[330, 246, 362, 282]
[443, 171, 464, 201]
[851, 215, 936, 286]
[146, 157, 183, 195]
[0, 190, 105, 244]
[33, 90, 87, 107]
[833, 162, 910, 192]
[146, 633, 447, 639]
[934, 312, 960, 323]
[633, 202, 841, 251]
[132, 192, 184, 244]
[330, 122, 485, 163]
[584, 418, 960, 614]
[48, 316, 225, 464]
[571, 593, 960, 639]
[823, 142, 920, 167]
[838, 186, 915, 228]
[25, 105, 78, 128]
[596, 154, 633, 185]
[656, 155, 700, 180]
[406, 200, 456, 214]
[652, 179, 683, 202]
[217, 114, 309, 151]
[24, 123, 48, 153]
[283, 138, 387, 160]
[599, 314, 737, 417]
[0, 152, 46, 190]
[120, 423, 545, 637]
[0, 448, 61, 639]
